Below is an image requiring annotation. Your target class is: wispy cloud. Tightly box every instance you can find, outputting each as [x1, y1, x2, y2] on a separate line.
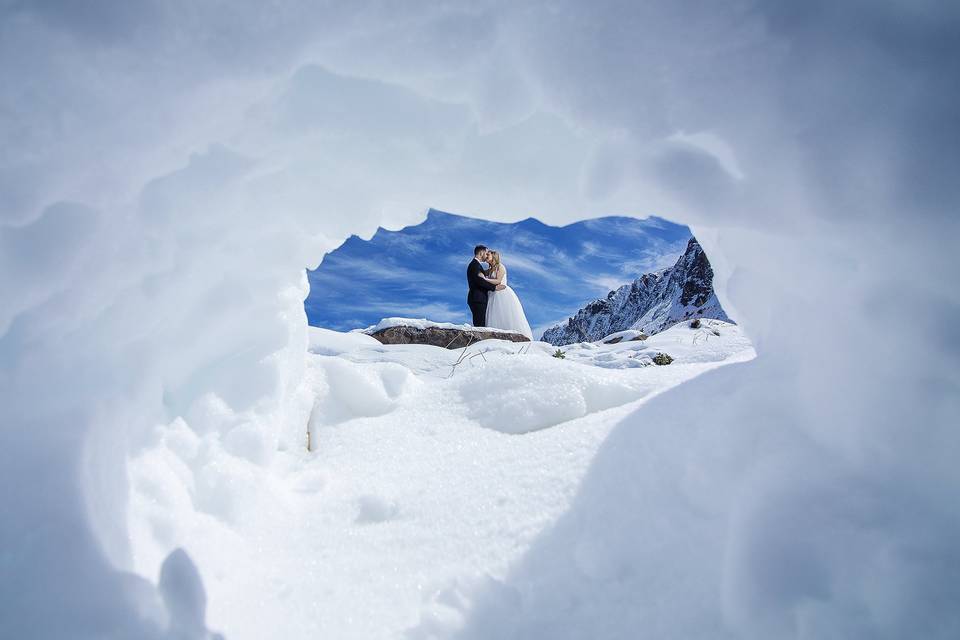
[377, 230, 430, 254]
[580, 241, 600, 257]
[582, 217, 688, 245]
[617, 237, 689, 276]
[499, 253, 568, 286]
[387, 302, 463, 322]
[316, 254, 448, 287]
[585, 273, 629, 293]
[334, 299, 464, 322]
[505, 229, 553, 253]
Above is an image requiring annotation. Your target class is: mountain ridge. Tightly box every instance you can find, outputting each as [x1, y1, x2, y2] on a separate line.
[542, 237, 730, 345]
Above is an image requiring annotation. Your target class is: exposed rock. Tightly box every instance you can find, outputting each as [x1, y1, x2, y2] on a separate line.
[368, 325, 529, 349]
[602, 330, 648, 344]
[543, 237, 730, 346]
[652, 352, 674, 366]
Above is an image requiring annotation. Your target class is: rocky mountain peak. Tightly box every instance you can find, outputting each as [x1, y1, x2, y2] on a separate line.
[542, 237, 729, 345]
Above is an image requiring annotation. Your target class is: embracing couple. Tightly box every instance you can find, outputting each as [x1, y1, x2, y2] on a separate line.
[466, 245, 533, 340]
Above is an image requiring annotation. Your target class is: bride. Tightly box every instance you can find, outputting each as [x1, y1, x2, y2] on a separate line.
[478, 250, 533, 340]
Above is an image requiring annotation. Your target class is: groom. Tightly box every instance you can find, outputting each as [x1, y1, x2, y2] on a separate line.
[467, 245, 505, 327]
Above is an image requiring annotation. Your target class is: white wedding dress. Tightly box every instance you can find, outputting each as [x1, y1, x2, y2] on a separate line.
[485, 270, 533, 340]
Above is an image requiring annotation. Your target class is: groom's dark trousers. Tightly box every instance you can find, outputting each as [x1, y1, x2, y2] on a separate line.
[466, 258, 497, 327]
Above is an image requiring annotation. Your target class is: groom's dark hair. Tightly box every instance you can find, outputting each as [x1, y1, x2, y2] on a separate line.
[474, 244, 488, 256]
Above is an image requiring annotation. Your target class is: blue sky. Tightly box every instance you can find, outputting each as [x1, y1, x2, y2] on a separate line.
[306, 209, 692, 336]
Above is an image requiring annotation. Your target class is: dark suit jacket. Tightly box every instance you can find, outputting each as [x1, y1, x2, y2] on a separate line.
[467, 258, 497, 304]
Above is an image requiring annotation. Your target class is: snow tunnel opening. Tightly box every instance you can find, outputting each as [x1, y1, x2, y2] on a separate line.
[119, 198, 755, 636]
[119, 202, 757, 637]
[7, 2, 956, 636]
[297, 206, 754, 442]
[57, 66, 755, 639]
[53, 117, 762, 638]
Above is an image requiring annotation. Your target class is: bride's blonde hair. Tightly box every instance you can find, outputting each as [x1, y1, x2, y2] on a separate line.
[485, 250, 502, 276]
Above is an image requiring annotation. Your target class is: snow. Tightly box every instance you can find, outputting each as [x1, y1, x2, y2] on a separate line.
[308, 326, 382, 356]
[127, 324, 755, 638]
[598, 329, 648, 343]
[558, 319, 748, 369]
[2, 3, 958, 639]
[159, 549, 216, 640]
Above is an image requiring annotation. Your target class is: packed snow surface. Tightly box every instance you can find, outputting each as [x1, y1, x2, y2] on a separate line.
[127, 321, 754, 639]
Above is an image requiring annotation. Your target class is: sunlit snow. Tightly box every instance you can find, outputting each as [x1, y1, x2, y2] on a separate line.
[128, 322, 754, 638]
[2, 2, 957, 639]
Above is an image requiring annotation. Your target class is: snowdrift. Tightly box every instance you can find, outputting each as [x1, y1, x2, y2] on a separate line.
[125, 323, 755, 638]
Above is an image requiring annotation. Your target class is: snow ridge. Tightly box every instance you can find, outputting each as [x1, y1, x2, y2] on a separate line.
[542, 237, 729, 345]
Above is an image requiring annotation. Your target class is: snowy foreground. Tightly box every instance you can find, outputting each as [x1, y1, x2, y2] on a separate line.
[127, 320, 753, 639]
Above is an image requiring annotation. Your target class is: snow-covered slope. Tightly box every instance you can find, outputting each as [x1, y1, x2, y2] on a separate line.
[555, 318, 746, 369]
[543, 238, 729, 345]
[127, 324, 754, 639]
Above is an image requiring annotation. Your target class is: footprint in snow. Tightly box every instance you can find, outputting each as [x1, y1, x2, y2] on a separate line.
[355, 495, 400, 524]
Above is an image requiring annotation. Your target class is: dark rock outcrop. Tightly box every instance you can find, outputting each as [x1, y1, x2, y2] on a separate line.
[368, 325, 530, 349]
[602, 333, 648, 345]
[652, 352, 674, 366]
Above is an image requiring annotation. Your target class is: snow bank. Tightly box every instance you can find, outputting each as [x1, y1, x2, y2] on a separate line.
[454, 356, 656, 434]
[554, 319, 752, 369]
[308, 326, 382, 356]
[2, 2, 957, 639]
[444, 321, 755, 435]
[598, 329, 648, 343]
[125, 326, 751, 639]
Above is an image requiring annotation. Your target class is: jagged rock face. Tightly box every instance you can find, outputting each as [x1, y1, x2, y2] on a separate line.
[369, 326, 529, 349]
[542, 237, 730, 346]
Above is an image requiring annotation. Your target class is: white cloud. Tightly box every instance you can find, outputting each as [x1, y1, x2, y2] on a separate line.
[332, 299, 465, 326]
[585, 274, 629, 293]
[495, 253, 576, 289]
[389, 302, 463, 322]
[316, 254, 447, 288]
[616, 238, 689, 276]
[579, 241, 599, 257]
